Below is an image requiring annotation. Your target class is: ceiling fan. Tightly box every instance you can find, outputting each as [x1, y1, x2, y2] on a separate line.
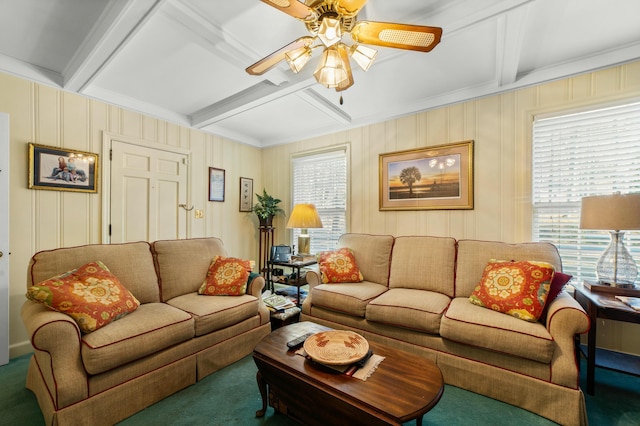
[246, 0, 442, 92]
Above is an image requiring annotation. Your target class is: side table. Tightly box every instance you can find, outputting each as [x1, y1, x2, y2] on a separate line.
[266, 259, 317, 306]
[572, 282, 640, 395]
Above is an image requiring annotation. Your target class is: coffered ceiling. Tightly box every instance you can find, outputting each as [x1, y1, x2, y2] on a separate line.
[1, 0, 639, 147]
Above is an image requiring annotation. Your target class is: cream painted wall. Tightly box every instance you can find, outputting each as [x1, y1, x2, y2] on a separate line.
[263, 61, 640, 355]
[0, 72, 264, 357]
[2, 62, 640, 358]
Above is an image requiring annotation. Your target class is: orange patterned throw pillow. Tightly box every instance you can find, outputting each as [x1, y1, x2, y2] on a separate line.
[198, 256, 251, 296]
[26, 261, 140, 333]
[469, 259, 555, 322]
[318, 248, 363, 284]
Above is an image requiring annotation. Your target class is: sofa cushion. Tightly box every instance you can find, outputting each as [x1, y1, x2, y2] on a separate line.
[153, 238, 228, 301]
[28, 241, 160, 304]
[310, 282, 388, 317]
[167, 293, 259, 336]
[455, 240, 562, 298]
[26, 261, 140, 333]
[318, 248, 363, 283]
[469, 260, 555, 322]
[366, 288, 451, 334]
[441, 298, 554, 363]
[337, 234, 394, 285]
[198, 256, 250, 296]
[388, 236, 456, 297]
[81, 303, 194, 375]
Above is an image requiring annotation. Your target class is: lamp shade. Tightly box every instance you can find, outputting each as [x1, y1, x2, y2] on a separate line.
[580, 193, 640, 230]
[286, 204, 323, 229]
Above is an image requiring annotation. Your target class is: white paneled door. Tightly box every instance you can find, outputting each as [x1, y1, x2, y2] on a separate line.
[0, 113, 9, 365]
[109, 140, 188, 243]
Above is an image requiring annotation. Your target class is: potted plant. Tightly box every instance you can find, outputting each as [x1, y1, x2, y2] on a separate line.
[252, 189, 284, 227]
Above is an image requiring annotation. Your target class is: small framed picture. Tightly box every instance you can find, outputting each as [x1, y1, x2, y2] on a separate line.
[239, 177, 253, 212]
[209, 167, 225, 202]
[28, 143, 98, 193]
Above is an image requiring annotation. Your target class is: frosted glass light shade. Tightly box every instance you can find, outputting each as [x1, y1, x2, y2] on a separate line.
[314, 46, 349, 88]
[285, 45, 312, 73]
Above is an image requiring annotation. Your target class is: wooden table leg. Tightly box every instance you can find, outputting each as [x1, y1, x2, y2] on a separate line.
[256, 370, 268, 417]
[416, 415, 423, 426]
[586, 301, 597, 395]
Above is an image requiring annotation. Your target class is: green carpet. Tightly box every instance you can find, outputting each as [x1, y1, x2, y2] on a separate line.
[1, 353, 638, 425]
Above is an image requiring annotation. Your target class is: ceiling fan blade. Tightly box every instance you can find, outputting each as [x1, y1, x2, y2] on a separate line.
[335, 0, 368, 17]
[246, 36, 314, 75]
[351, 21, 442, 52]
[260, 0, 316, 21]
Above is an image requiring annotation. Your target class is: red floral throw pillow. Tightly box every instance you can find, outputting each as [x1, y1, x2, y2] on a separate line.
[318, 248, 363, 284]
[26, 261, 140, 333]
[469, 259, 555, 322]
[198, 256, 251, 296]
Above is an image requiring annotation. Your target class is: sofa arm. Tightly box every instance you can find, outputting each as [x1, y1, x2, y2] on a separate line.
[305, 270, 321, 289]
[246, 274, 270, 324]
[247, 274, 265, 297]
[545, 292, 590, 388]
[21, 300, 88, 409]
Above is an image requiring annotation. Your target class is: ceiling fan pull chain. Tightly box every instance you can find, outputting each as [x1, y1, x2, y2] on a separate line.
[340, 95, 344, 105]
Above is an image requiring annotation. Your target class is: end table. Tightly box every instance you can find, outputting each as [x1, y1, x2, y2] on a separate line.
[572, 282, 640, 395]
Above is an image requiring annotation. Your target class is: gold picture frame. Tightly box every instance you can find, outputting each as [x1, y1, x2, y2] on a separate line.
[28, 143, 98, 193]
[379, 140, 474, 211]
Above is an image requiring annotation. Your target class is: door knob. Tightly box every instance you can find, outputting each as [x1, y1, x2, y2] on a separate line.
[0, 251, 3, 258]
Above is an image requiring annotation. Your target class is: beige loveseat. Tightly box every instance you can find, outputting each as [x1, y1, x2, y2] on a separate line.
[301, 233, 590, 426]
[21, 237, 271, 426]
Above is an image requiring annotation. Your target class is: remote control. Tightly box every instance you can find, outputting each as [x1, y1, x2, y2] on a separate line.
[286, 332, 314, 349]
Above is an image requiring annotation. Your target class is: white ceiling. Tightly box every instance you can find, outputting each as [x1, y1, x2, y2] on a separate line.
[1, 0, 639, 147]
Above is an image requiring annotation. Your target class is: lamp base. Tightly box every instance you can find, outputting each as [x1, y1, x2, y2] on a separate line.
[297, 232, 310, 256]
[596, 231, 638, 287]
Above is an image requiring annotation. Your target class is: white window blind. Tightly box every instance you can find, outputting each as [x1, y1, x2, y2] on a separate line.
[291, 149, 347, 254]
[532, 101, 640, 282]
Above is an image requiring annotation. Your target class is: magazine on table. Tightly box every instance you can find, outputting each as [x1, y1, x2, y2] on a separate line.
[262, 292, 296, 311]
[614, 296, 640, 311]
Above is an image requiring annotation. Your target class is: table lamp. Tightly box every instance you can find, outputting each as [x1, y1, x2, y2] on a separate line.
[286, 204, 323, 255]
[580, 192, 640, 287]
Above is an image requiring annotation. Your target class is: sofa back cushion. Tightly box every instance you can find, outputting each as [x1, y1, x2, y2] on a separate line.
[153, 237, 228, 301]
[389, 236, 457, 297]
[455, 239, 562, 298]
[337, 233, 394, 286]
[28, 242, 160, 304]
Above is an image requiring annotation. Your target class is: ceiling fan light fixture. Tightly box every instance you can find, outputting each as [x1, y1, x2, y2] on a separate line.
[285, 45, 313, 73]
[314, 45, 349, 88]
[350, 44, 377, 71]
[317, 16, 342, 47]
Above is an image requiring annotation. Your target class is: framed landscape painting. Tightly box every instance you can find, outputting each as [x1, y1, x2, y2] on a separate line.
[28, 143, 98, 193]
[379, 140, 474, 211]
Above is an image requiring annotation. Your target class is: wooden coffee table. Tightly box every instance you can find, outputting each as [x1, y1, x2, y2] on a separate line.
[253, 321, 444, 426]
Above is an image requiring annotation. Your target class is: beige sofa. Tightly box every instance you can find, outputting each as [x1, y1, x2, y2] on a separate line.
[21, 237, 271, 426]
[301, 233, 590, 426]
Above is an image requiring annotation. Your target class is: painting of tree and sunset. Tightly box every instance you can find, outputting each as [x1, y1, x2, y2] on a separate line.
[388, 154, 461, 200]
[379, 141, 473, 211]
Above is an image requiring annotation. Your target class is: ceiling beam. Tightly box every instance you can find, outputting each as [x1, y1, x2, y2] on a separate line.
[63, 0, 165, 92]
[496, 5, 530, 86]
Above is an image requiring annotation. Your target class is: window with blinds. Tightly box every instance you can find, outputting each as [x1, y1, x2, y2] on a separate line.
[291, 149, 347, 254]
[532, 101, 640, 282]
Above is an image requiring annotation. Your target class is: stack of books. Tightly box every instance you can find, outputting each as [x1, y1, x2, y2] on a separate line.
[262, 292, 296, 312]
